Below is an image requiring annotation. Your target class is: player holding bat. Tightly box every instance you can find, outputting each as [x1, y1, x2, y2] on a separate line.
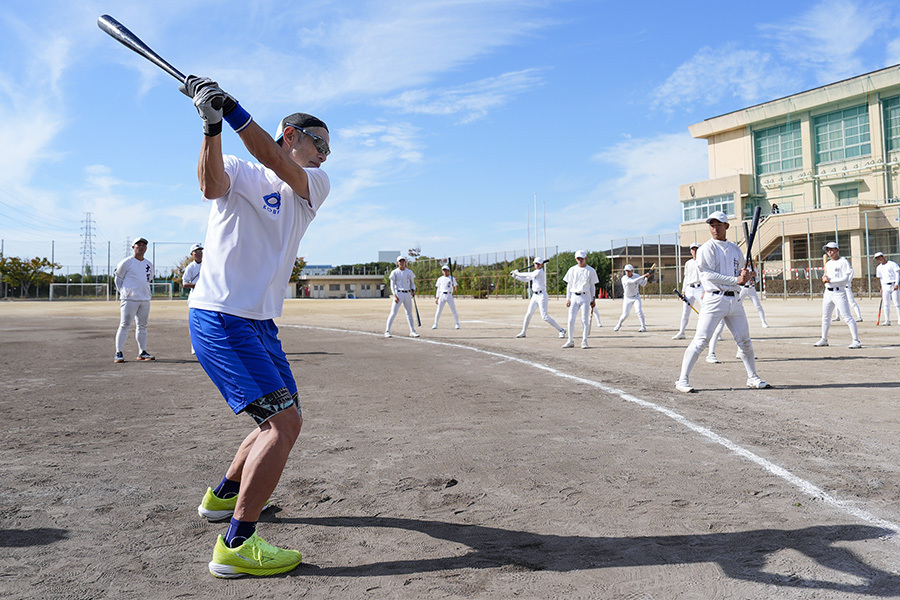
[613, 263, 654, 333]
[181, 76, 331, 577]
[675, 211, 770, 393]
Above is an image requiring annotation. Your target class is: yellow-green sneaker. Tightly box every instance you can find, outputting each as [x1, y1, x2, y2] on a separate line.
[208, 533, 302, 578]
[197, 488, 238, 522]
[197, 488, 272, 522]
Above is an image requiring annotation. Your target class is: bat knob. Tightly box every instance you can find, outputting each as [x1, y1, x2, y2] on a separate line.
[211, 96, 223, 111]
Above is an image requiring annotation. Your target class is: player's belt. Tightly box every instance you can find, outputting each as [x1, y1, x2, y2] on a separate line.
[710, 290, 736, 297]
[397, 289, 411, 292]
[886, 282, 896, 286]
[442, 291, 450, 294]
[572, 291, 584, 295]
[826, 286, 843, 291]
[533, 290, 544, 294]
[689, 283, 701, 288]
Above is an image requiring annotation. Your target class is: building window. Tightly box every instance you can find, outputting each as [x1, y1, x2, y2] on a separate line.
[755, 121, 802, 175]
[837, 187, 858, 206]
[682, 194, 734, 223]
[329, 284, 340, 291]
[884, 96, 900, 153]
[814, 105, 870, 164]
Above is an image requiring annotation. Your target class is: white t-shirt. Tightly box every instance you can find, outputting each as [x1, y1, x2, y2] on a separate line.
[824, 257, 852, 287]
[563, 264, 599, 297]
[697, 239, 743, 293]
[389, 268, 416, 294]
[183, 260, 202, 293]
[681, 258, 700, 289]
[188, 155, 330, 320]
[435, 275, 457, 295]
[115, 256, 153, 301]
[621, 273, 648, 299]
[512, 268, 547, 293]
[876, 260, 900, 288]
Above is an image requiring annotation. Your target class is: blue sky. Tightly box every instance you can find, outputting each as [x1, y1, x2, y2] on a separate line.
[2, 0, 900, 272]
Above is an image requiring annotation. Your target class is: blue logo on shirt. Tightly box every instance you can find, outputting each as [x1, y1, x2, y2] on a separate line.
[263, 192, 281, 215]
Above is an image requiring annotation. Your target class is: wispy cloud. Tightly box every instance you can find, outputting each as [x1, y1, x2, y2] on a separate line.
[760, 0, 879, 84]
[565, 132, 709, 242]
[652, 45, 792, 112]
[382, 69, 545, 123]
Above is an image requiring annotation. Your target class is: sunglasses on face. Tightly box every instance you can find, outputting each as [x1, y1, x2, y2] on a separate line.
[289, 125, 331, 156]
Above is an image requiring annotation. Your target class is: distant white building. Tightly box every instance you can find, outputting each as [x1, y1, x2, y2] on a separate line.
[301, 264, 332, 276]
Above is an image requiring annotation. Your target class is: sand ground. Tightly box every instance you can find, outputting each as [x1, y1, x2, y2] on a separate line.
[2, 295, 900, 599]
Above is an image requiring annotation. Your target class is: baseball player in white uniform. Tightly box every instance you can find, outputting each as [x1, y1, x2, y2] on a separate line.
[183, 243, 203, 354]
[562, 250, 599, 348]
[183, 243, 204, 293]
[813, 242, 861, 349]
[613, 264, 651, 332]
[706, 269, 763, 363]
[511, 257, 566, 339]
[385, 256, 419, 338]
[832, 266, 863, 322]
[432, 265, 460, 329]
[180, 72, 331, 578]
[673, 243, 701, 339]
[675, 211, 770, 393]
[874, 252, 900, 325]
[113, 236, 155, 363]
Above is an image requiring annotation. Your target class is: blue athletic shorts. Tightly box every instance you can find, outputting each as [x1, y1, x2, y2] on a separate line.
[189, 308, 299, 419]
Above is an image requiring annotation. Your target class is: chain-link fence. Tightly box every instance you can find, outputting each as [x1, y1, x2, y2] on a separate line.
[412, 247, 562, 299]
[611, 207, 900, 300]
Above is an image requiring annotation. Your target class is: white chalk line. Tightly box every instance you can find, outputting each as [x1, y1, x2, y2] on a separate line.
[286, 324, 900, 542]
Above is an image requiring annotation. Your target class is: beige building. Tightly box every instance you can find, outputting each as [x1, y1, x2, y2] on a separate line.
[680, 63, 900, 283]
[293, 274, 386, 299]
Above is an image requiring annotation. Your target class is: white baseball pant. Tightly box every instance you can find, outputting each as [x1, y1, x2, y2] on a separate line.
[616, 296, 645, 329]
[881, 285, 900, 324]
[386, 292, 417, 334]
[116, 299, 150, 353]
[676, 285, 702, 335]
[740, 286, 768, 327]
[678, 293, 760, 385]
[521, 291, 563, 333]
[821, 288, 859, 342]
[566, 293, 592, 343]
[434, 293, 459, 327]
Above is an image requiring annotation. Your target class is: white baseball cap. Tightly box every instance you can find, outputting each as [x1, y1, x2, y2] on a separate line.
[132, 236, 148, 246]
[397, 255, 407, 262]
[533, 256, 545, 264]
[574, 250, 587, 259]
[190, 243, 204, 252]
[706, 211, 728, 224]
[822, 242, 839, 251]
[874, 252, 885, 259]
[624, 264, 634, 272]
[441, 264, 450, 270]
[690, 243, 700, 249]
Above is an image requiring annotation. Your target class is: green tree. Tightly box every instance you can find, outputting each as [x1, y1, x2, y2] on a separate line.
[0, 256, 62, 297]
[291, 256, 307, 282]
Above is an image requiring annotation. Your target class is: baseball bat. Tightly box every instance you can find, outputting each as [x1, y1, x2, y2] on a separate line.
[413, 293, 422, 327]
[98, 15, 223, 109]
[744, 206, 762, 268]
[674, 288, 700, 315]
[877, 296, 883, 325]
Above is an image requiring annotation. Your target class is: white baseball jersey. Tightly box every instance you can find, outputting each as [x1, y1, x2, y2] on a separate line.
[183, 260, 202, 291]
[697, 239, 744, 293]
[188, 155, 330, 320]
[876, 260, 900, 288]
[435, 275, 457, 296]
[825, 257, 853, 287]
[563, 265, 599, 298]
[389, 268, 416, 294]
[114, 256, 153, 301]
[681, 258, 700, 290]
[620, 273, 648, 298]
[512, 268, 548, 293]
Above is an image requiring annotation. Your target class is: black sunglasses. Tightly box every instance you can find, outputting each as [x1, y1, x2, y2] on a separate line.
[289, 125, 331, 156]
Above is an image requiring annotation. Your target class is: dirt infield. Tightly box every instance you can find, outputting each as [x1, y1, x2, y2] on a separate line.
[2, 296, 900, 598]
